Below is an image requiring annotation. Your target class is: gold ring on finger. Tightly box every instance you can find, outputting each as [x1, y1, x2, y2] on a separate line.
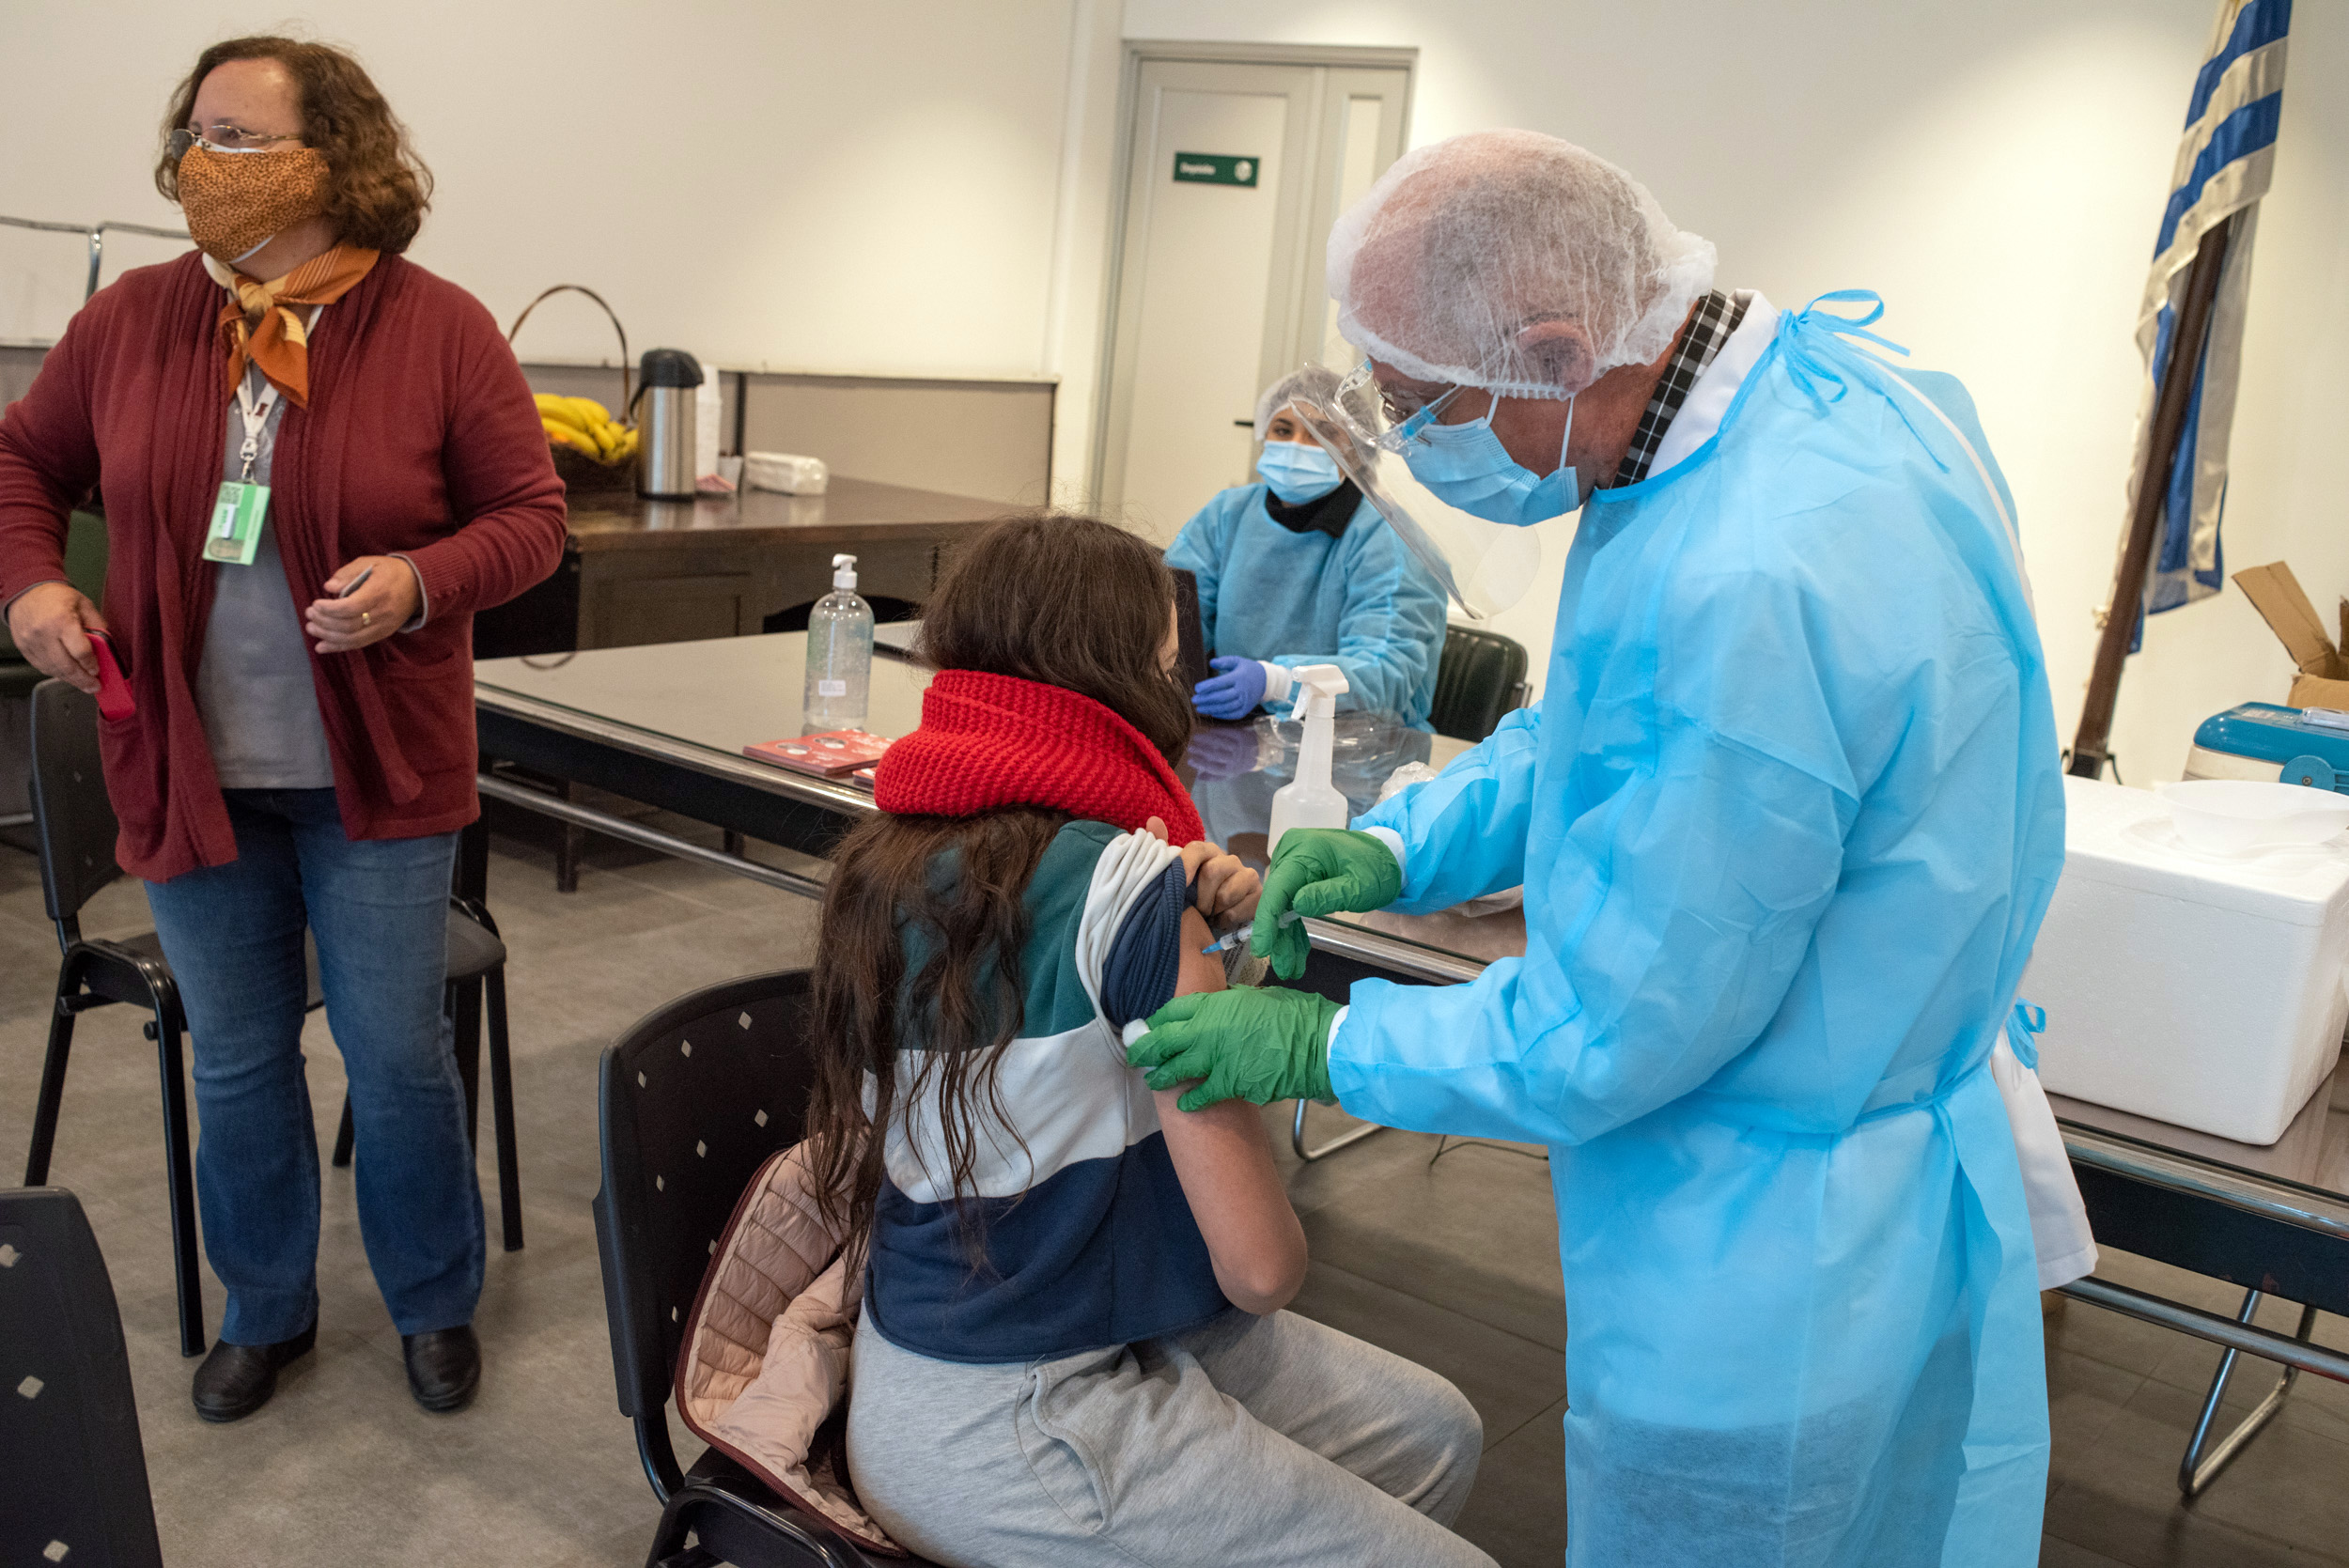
[362, 611, 372, 627]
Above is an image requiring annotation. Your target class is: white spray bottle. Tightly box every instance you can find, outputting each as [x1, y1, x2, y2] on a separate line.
[1268, 664, 1351, 856]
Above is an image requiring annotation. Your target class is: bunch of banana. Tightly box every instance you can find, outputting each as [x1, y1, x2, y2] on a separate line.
[536, 394, 639, 466]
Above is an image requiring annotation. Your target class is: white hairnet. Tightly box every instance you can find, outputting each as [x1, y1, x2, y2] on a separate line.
[1253, 364, 1376, 468]
[1328, 130, 1716, 400]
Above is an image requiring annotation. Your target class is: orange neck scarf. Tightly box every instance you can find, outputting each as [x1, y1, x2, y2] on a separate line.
[209, 244, 380, 407]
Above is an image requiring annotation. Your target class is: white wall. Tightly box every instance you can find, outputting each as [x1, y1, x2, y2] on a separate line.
[0, 0, 1081, 384]
[1122, 0, 2349, 781]
[8, 1, 2344, 778]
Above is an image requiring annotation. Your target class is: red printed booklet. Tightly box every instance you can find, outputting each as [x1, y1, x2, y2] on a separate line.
[742, 728, 894, 778]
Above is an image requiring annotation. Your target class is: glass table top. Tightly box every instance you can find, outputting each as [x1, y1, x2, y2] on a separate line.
[474, 631, 1517, 965]
[476, 631, 931, 766]
[476, 632, 1461, 820]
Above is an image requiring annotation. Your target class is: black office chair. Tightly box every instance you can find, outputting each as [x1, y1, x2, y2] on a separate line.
[21, 681, 524, 1361]
[596, 970, 935, 1568]
[0, 1187, 164, 1568]
[1428, 625, 1532, 744]
[0, 509, 111, 828]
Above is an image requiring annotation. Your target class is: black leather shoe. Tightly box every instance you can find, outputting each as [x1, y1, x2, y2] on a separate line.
[191, 1322, 317, 1423]
[401, 1325, 480, 1413]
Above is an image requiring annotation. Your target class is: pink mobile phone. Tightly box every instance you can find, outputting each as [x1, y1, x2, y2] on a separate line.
[86, 630, 135, 722]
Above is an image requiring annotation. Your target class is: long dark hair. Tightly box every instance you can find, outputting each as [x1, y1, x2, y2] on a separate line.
[805, 513, 1190, 1258]
[158, 37, 434, 254]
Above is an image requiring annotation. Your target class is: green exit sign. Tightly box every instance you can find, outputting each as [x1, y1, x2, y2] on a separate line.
[1173, 152, 1259, 187]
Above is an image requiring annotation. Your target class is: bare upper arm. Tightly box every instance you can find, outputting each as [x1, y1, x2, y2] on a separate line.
[1156, 910, 1303, 1312]
[1174, 907, 1226, 1000]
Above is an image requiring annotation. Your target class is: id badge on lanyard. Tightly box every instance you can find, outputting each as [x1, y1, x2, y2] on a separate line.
[205, 305, 317, 567]
[206, 372, 279, 566]
[207, 480, 270, 565]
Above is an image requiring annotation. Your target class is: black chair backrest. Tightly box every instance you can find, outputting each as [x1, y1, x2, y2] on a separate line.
[1429, 625, 1531, 743]
[29, 679, 123, 930]
[596, 970, 818, 1436]
[0, 1188, 163, 1568]
[1169, 567, 1211, 690]
[0, 512, 108, 662]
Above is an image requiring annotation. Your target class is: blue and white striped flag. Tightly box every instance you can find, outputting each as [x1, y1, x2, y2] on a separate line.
[2127, 0, 2289, 627]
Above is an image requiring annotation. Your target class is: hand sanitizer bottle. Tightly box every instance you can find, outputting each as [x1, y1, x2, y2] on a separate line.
[803, 553, 873, 727]
[1268, 664, 1351, 855]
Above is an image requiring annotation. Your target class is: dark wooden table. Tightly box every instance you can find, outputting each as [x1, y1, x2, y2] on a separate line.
[474, 478, 1011, 658]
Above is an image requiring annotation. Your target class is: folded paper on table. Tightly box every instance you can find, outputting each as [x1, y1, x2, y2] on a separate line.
[745, 729, 893, 777]
[744, 451, 830, 496]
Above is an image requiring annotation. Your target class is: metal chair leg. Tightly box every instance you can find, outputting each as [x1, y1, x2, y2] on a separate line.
[2178, 1287, 2320, 1496]
[450, 976, 484, 1147]
[642, 1483, 710, 1568]
[556, 781, 583, 893]
[1292, 1098, 1383, 1162]
[23, 967, 81, 1185]
[153, 1007, 208, 1358]
[485, 966, 523, 1251]
[1428, 1133, 1550, 1168]
[331, 1097, 355, 1167]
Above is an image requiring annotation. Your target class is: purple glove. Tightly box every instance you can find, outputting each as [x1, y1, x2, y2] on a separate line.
[1193, 656, 1270, 720]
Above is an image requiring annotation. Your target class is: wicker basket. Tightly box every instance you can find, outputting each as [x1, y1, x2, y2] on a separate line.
[510, 284, 639, 497]
[552, 443, 636, 495]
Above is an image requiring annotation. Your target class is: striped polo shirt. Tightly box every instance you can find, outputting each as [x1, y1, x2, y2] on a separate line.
[863, 819, 1230, 1363]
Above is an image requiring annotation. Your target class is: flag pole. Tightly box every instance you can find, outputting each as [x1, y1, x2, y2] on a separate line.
[2067, 210, 2243, 781]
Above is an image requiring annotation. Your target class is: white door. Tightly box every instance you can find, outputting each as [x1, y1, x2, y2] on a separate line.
[1097, 54, 1410, 540]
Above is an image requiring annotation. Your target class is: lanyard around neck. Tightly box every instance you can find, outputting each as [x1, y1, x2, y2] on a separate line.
[230, 303, 324, 483]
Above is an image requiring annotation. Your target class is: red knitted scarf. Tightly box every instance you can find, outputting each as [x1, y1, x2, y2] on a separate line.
[874, 669, 1205, 844]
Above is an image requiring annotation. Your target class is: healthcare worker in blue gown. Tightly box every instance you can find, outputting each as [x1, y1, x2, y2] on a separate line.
[1130, 130, 2071, 1566]
[1168, 365, 1448, 731]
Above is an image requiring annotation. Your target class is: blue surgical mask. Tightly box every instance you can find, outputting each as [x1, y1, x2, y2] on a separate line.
[1256, 441, 1343, 505]
[1401, 396, 1579, 526]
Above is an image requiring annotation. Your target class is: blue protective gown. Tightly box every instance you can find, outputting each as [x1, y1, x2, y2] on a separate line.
[1165, 484, 1448, 730]
[1342, 299, 2065, 1566]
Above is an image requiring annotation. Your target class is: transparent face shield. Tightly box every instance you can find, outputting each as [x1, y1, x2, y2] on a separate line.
[1286, 367, 1543, 621]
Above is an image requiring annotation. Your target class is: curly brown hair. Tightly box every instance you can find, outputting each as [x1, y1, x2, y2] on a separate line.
[155, 37, 433, 254]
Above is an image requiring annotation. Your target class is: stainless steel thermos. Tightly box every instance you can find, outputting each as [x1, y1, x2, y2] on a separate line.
[634, 348, 702, 498]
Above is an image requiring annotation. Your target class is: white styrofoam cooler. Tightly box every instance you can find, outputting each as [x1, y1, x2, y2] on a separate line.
[2020, 776, 2349, 1144]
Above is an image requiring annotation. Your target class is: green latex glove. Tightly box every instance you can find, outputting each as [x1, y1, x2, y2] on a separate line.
[1252, 828, 1405, 980]
[1128, 986, 1340, 1112]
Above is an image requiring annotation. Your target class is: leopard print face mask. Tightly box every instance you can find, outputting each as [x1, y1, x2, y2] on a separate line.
[177, 144, 330, 268]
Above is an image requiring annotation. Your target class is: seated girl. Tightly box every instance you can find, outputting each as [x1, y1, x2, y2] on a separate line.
[805, 512, 1494, 1568]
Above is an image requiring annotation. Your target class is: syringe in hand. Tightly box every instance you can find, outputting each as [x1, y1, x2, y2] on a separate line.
[1200, 910, 1300, 955]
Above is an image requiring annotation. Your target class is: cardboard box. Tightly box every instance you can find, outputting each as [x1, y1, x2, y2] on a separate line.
[2232, 562, 2349, 711]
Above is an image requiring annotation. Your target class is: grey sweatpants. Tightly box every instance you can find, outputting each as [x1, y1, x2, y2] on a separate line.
[848, 1307, 1498, 1568]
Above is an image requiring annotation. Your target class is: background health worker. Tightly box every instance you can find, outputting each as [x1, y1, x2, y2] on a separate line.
[1169, 365, 1446, 730]
[0, 38, 566, 1422]
[1130, 130, 2074, 1565]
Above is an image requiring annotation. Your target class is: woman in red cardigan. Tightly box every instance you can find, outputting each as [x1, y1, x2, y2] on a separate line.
[0, 38, 565, 1421]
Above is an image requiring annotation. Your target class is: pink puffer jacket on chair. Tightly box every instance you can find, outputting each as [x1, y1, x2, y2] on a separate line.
[673, 1141, 901, 1557]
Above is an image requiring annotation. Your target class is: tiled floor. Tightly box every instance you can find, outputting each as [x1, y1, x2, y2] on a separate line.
[3, 815, 2345, 1567]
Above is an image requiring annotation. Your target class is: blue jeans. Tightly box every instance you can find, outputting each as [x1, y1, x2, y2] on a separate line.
[145, 788, 483, 1343]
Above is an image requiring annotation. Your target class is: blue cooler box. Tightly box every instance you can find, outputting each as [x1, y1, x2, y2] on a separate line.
[2184, 702, 2349, 793]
